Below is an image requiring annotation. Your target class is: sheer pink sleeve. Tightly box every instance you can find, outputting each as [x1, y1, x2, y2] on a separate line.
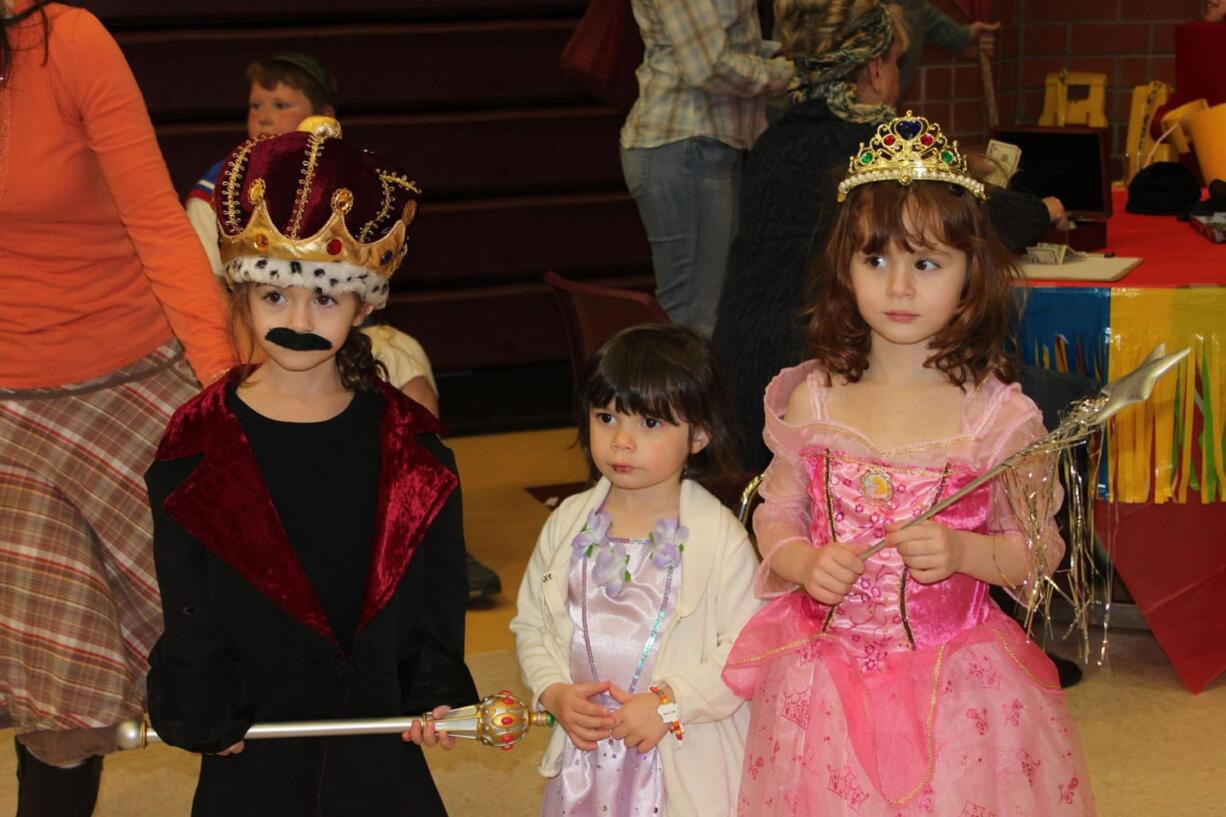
[752, 365, 824, 598]
[980, 386, 1066, 583]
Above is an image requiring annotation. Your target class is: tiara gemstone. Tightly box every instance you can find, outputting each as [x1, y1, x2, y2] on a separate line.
[896, 119, 922, 140]
[883, 134, 896, 146]
[326, 238, 343, 255]
[920, 134, 934, 146]
[940, 150, 955, 164]
[860, 152, 874, 164]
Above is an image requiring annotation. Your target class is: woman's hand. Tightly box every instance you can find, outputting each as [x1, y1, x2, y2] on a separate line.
[1043, 196, 1070, 230]
[539, 681, 615, 751]
[212, 740, 245, 756]
[886, 521, 967, 584]
[965, 21, 1001, 58]
[799, 543, 865, 605]
[608, 685, 670, 754]
[402, 705, 457, 750]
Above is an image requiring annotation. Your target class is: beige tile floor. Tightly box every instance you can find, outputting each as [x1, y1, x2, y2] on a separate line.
[2, 428, 1223, 815]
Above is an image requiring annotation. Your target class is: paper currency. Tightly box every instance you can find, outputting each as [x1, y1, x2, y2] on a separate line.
[1025, 244, 1062, 264]
[985, 139, 1022, 187]
[1024, 242, 1090, 265]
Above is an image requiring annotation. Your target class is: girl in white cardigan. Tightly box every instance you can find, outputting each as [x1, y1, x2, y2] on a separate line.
[512, 325, 761, 817]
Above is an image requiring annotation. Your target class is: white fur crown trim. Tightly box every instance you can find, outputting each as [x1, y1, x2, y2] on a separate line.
[225, 256, 391, 309]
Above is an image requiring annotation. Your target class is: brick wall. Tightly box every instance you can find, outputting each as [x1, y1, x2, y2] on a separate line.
[898, 0, 1020, 148]
[900, 0, 1202, 179]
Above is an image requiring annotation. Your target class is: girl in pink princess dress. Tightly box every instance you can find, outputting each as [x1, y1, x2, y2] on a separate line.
[722, 115, 1097, 817]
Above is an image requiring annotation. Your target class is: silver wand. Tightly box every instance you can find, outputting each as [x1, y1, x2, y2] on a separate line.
[116, 690, 553, 752]
[857, 345, 1189, 561]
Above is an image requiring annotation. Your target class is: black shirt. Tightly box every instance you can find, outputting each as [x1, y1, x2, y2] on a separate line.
[228, 385, 382, 653]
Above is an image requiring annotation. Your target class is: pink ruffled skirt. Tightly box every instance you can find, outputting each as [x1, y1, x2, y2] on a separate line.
[723, 593, 1097, 817]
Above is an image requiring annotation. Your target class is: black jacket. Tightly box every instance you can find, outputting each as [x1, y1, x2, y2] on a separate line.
[145, 374, 476, 816]
[714, 101, 1052, 472]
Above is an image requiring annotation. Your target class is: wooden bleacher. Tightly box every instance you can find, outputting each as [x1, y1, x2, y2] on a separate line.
[85, 0, 653, 430]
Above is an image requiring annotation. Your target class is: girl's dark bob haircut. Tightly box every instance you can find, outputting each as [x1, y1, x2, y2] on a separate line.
[575, 324, 740, 488]
[804, 179, 1023, 387]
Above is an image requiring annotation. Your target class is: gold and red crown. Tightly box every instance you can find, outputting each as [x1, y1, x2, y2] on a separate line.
[214, 117, 420, 308]
[838, 112, 985, 202]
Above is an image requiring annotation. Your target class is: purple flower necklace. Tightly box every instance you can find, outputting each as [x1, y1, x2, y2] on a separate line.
[572, 509, 686, 695]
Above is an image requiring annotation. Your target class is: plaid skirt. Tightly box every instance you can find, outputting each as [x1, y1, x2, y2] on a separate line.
[0, 342, 198, 762]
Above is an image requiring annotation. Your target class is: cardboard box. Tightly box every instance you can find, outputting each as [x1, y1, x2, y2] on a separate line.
[991, 125, 1110, 251]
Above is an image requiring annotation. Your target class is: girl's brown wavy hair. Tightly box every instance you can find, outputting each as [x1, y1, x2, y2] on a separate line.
[804, 181, 1022, 387]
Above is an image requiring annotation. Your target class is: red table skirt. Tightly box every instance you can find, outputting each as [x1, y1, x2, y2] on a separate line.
[1095, 501, 1226, 693]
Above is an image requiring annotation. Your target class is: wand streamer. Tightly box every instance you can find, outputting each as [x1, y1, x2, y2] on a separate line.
[859, 346, 1189, 644]
[861, 346, 1187, 560]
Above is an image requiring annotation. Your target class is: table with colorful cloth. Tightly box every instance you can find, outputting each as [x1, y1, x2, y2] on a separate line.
[1018, 188, 1226, 693]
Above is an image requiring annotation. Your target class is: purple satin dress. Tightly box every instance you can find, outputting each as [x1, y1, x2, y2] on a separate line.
[541, 535, 675, 817]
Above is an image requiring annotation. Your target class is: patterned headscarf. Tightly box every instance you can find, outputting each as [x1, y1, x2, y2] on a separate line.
[788, 3, 897, 125]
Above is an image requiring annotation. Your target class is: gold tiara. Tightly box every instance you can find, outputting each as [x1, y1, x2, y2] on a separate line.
[837, 112, 985, 202]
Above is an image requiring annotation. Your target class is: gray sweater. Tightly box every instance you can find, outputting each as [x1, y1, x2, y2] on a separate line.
[893, 0, 971, 94]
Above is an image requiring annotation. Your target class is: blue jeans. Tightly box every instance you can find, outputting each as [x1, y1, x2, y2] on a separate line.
[621, 138, 744, 336]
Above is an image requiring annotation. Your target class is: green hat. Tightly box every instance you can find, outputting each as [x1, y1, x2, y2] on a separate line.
[268, 52, 338, 107]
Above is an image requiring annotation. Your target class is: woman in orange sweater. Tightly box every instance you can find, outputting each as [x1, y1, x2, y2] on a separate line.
[0, 2, 234, 812]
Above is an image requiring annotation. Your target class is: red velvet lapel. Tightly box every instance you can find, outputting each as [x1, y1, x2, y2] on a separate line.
[356, 382, 457, 633]
[155, 373, 457, 647]
[156, 371, 337, 643]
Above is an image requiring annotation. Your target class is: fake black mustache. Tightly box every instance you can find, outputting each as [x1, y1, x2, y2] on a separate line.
[264, 328, 332, 352]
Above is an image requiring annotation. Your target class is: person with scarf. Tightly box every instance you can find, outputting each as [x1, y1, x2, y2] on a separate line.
[713, 0, 1056, 475]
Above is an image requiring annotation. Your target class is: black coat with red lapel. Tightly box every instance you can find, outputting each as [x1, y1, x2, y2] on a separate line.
[145, 372, 476, 817]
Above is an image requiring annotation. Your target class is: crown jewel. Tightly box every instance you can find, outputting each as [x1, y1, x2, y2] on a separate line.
[837, 112, 985, 202]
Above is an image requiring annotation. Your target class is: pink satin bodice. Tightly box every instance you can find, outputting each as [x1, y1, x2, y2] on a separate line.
[803, 448, 994, 659]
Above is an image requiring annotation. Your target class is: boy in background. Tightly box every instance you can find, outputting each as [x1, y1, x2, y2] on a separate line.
[185, 53, 337, 277]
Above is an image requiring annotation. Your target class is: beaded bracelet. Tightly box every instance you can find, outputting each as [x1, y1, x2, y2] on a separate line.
[650, 685, 683, 742]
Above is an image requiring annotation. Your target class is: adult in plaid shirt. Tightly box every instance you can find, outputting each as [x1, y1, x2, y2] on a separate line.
[621, 0, 794, 336]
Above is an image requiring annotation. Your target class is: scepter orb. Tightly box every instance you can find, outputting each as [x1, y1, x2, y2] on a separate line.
[428, 689, 555, 750]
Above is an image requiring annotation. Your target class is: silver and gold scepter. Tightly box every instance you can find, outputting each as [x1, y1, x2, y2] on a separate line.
[116, 689, 553, 752]
[857, 345, 1189, 563]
